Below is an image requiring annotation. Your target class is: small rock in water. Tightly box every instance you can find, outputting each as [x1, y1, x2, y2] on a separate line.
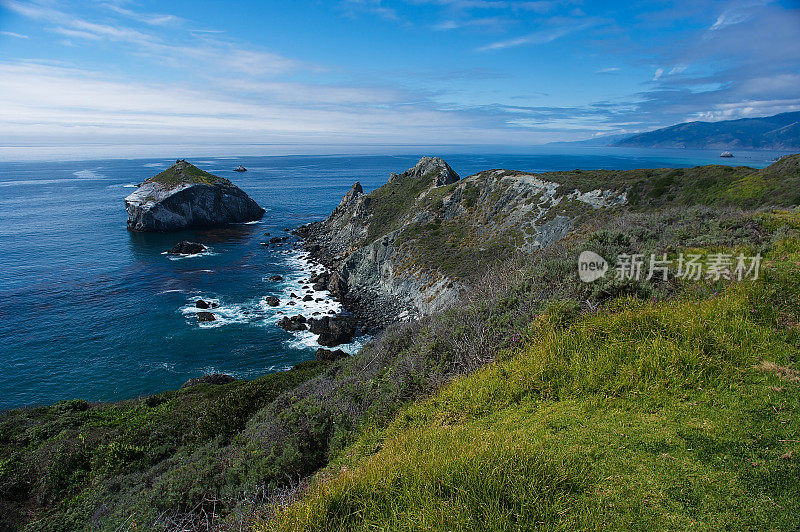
[303, 294, 313, 301]
[269, 237, 282, 244]
[287, 301, 296, 306]
[277, 315, 307, 331]
[195, 299, 211, 309]
[269, 275, 283, 282]
[181, 374, 236, 388]
[315, 348, 348, 362]
[264, 232, 271, 236]
[265, 296, 280, 307]
[309, 316, 356, 347]
[168, 241, 207, 255]
[197, 311, 216, 322]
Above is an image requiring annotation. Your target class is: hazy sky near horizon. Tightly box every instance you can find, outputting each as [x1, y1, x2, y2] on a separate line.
[1, 0, 799, 154]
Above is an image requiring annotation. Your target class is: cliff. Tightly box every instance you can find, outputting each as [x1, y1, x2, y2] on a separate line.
[299, 156, 628, 325]
[124, 159, 264, 232]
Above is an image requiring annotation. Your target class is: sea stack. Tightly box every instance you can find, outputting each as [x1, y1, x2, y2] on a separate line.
[124, 159, 265, 232]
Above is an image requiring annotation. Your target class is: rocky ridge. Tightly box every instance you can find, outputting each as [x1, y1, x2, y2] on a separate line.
[299, 156, 627, 326]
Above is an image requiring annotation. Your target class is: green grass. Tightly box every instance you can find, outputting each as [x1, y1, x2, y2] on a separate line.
[363, 169, 442, 243]
[263, 236, 800, 531]
[144, 161, 228, 188]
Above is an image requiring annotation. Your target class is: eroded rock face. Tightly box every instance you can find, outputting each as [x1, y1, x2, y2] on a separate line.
[299, 156, 628, 327]
[125, 160, 264, 232]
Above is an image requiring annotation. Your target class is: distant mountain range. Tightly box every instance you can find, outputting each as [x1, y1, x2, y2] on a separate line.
[611, 111, 800, 150]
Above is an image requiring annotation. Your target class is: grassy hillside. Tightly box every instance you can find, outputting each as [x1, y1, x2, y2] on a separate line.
[265, 212, 800, 530]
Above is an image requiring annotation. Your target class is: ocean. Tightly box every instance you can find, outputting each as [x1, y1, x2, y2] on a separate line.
[0, 147, 784, 410]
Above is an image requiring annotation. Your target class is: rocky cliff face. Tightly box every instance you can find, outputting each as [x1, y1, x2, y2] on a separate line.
[299, 156, 628, 326]
[125, 160, 265, 232]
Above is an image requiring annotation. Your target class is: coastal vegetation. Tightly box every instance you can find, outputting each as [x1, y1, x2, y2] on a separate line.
[146, 159, 228, 188]
[2, 156, 799, 530]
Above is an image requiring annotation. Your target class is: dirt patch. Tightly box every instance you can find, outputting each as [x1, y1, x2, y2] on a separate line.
[756, 361, 800, 383]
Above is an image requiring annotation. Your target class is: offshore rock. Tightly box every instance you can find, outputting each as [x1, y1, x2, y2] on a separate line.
[125, 159, 264, 232]
[168, 241, 207, 255]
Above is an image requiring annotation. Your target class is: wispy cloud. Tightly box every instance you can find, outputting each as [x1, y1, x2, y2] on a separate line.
[339, 0, 402, 22]
[476, 17, 602, 51]
[0, 30, 28, 38]
[1, 0, 298, 76]
[595, 67, 620, 74]
[100, 3, 183, 27]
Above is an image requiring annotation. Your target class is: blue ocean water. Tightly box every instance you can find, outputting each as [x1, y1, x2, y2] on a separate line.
[0, 148, 784, 409]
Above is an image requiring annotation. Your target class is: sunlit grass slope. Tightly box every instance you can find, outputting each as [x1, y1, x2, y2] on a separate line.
[265, 237, 800, 531]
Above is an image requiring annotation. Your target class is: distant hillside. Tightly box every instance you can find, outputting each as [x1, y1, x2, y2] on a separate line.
[613, 111, 800, 150]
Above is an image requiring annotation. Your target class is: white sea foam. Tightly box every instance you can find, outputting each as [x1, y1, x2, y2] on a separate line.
[162, 248, 217, 260]
[143, 162, 167, 168]
[157, 289, 186, 294]
[73, 169, 106, 179]
[180, 297, 253, 329]
[178, 249, 367, 354]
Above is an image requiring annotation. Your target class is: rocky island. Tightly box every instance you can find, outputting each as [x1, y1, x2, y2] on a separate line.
[124, 159, 264, 232]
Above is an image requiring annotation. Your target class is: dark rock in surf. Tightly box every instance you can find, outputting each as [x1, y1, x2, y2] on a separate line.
[197, 311, 216, 322]
[168, 241, 207, 255]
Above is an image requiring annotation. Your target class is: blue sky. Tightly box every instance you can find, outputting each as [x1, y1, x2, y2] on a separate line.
[0, 0, 798, 155]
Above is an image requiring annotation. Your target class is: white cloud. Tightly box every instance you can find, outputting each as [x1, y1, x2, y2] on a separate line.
[100, 3, 183, 26]
[0, 30, 29, 38]
[694, 98, 800, 121]
[1, 0, 298, 76]
[475, 17, 603, 51]
[652, 67, 664, 81]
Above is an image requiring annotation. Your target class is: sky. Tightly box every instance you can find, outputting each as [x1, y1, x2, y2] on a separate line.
[0, 0, 799, 157]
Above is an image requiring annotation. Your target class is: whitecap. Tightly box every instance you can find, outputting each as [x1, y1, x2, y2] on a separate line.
[143, 162, 167, 168]
[162, 248, 217, 260]
[73, 169, 106, 179]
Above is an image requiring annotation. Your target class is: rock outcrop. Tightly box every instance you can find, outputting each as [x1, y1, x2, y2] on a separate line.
[299, 156, 628, 327]
[125, 159, 264, 232]
[168, 241, 207, 255]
